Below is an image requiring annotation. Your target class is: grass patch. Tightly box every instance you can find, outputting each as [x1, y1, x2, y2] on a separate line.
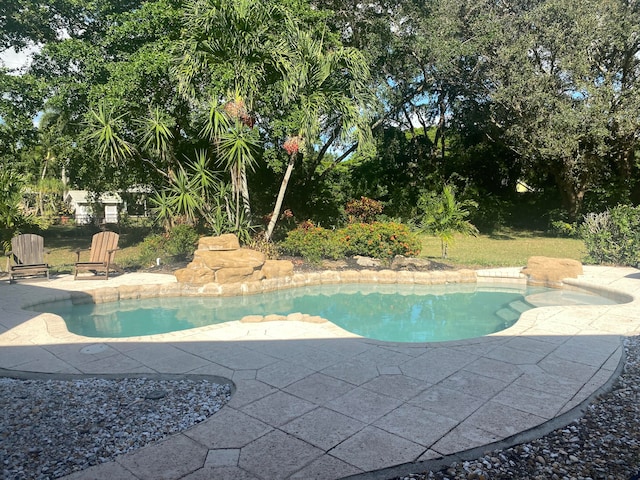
[420, 229, 585, 268]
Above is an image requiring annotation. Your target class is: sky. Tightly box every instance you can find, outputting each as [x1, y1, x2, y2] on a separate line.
[1, 46, 43, 126]
[1, 46, 37, 71]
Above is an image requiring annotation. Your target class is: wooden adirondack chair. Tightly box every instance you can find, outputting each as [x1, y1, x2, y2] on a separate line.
[74, 231, 121, 280]
[6, 234, 50, 283]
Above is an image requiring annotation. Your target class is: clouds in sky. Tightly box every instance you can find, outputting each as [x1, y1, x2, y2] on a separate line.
[1, 46, 38, 70]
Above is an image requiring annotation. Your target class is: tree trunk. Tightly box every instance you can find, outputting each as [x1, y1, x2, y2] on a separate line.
[551, 164, 586, 222]
[240, 165, 251, 218]
[265, 153, 296, 242]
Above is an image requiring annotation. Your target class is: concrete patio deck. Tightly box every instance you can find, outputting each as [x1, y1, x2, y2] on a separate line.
[1, 266, 640, 480]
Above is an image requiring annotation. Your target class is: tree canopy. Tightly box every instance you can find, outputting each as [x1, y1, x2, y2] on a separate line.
[1, 0, 639, 236]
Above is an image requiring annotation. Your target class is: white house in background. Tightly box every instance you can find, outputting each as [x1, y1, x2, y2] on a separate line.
[64, 190, 123, 225]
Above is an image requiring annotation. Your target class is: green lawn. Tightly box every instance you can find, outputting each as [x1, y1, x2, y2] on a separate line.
[420, 229, 585, 268]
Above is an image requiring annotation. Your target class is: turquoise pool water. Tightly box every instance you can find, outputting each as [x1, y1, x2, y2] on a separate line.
[30, 283, 618, 342]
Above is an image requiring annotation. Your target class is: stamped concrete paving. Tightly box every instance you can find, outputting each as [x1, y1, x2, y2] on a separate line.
[1, 266, 640, 479]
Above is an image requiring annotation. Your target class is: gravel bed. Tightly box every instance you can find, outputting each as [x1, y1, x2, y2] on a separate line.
[396, 335, 640, 480]
[0, 376, 232, 480]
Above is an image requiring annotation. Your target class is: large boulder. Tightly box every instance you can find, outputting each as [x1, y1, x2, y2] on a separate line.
[261, 260, 294, 279]
[354, 255, 381, 268]
[198, 234, 240, 251]
[521, 256, 583, 285]
[174, 267, 216, 284]
[194, 248, 266, 270]
[216, 267, 264, 284]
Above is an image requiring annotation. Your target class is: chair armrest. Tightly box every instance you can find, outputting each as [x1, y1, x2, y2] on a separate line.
[106, 248, 120, 263]
[6, 251, 15, 269]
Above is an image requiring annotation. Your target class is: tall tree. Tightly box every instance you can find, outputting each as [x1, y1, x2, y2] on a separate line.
[0, 71, 43, 168]
[175, 0, 375, 235]
[27, 0, 189, 193]
[477, 0, 640, 219]
[175, 0, 286, 218]
[264, 29, 373, 240]
[1, 0, 65, 53]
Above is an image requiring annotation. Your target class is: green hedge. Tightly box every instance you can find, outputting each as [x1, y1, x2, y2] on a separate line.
[341, 222, 422, 259]
[279, 223, 345, 262]
[280, 221, 422, 262]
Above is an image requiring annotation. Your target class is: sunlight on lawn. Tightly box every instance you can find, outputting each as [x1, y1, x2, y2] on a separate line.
[420, 231, 585, 268]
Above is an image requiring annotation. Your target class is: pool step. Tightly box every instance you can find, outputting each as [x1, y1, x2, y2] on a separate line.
[495, 307, 520, 323]
[495, 300, 534, 323]
[509, 300, 531, 313]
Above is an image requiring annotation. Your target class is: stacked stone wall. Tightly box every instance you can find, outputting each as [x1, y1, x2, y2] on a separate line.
[174, 234, 293, 285]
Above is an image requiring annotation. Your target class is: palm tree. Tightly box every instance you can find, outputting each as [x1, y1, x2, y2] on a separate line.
[28, 107, 72, 217]
[201, 99, 259, 222]
[265, 29, 373, 241]
[137, 106, 176, 180]
[175, 0, 279, 104]
[175, 0, 277, 219]
[416, 185, 479, 258]
[174, 0, 374, 241]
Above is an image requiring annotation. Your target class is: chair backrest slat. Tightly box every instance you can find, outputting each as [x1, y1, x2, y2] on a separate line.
[89, 231, 119, 263]
[11, 234, 45, 265]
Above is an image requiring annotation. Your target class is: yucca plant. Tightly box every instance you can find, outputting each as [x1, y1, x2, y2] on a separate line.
[85, 101, 135, 165]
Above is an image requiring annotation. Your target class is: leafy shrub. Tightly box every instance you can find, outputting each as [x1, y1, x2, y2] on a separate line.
[549, 220, 577, 238]
[470, 194, 513, 233]
[547, 209, 577, 237]
[247, 235, 280, 259]
[138, 234, 165, 267]
[164, 224, 199, 259]
[137, 225, 199, 266]
[279, 222, 345, 262]
[580, 205, 640, 266]
[340, 222, 422, 259]
[0, 168, 32, 251]
[345, 197, 384, 223]
[280, 221, 421, 262]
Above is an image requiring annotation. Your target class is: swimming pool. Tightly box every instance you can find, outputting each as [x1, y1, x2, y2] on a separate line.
[29, 283, 619, 342]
